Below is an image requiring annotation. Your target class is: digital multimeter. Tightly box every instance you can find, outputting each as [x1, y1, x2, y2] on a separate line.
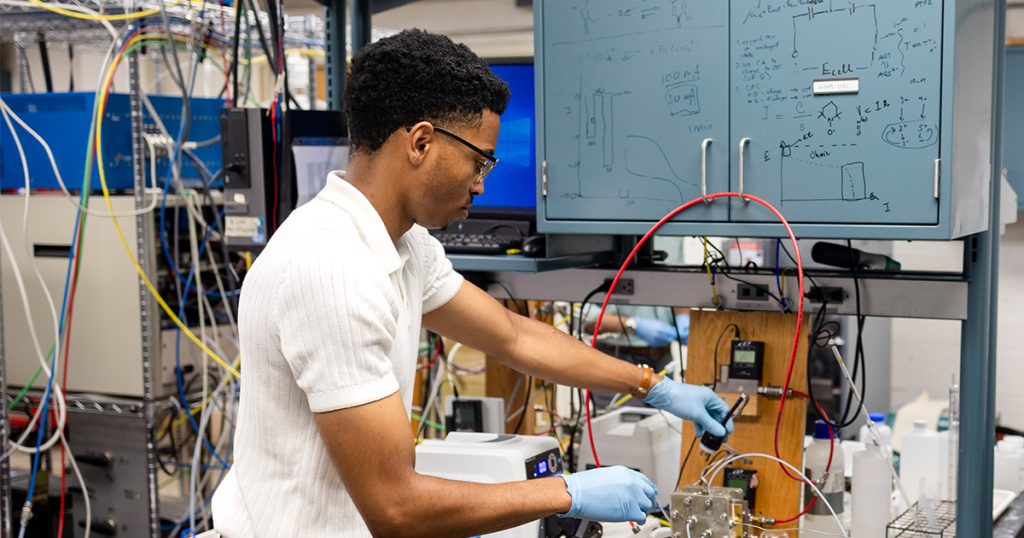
[729, 340, 765, 381]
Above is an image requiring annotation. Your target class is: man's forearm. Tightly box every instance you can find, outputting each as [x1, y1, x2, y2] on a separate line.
[493, 311, 659, 395]
[378, 474, 570, 538]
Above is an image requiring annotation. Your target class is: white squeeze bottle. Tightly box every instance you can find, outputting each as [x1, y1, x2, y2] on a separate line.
[802, 420, 846, 535]
[852, 443, 892, 537]
[901, 419, 943, 504]
[994, 440, 1023, 493]
[858, 413, 892, 454]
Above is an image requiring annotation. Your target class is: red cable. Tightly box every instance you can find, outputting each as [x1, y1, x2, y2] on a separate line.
[586, 193, 805, 475]
[270, 104, 280, 232]
[774, 389, 836, 524]
[55, 211, 86, 537]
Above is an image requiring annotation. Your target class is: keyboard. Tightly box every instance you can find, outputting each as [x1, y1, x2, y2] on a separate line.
[432, 232, 523, 255]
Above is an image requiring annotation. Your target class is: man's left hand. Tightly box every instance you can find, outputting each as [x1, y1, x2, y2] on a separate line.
[642, 379, 733, 437]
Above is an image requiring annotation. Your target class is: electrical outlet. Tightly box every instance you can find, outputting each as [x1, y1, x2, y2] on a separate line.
[736, 283, 770, 301]
[605, 278, 634, 295]
[806, 286, 846, 304]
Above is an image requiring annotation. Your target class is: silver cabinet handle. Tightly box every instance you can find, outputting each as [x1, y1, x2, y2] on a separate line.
[701, 138, 712, 204]
[738, 137, 751, 203]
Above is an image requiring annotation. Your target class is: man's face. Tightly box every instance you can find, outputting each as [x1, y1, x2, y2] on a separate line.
[415, 111, 500, 228]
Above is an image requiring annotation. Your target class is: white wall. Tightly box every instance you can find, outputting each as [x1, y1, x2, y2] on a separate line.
[888, 221, 1024, 430]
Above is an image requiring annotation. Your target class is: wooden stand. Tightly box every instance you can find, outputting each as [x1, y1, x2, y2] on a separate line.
[679, 309, 810, 523]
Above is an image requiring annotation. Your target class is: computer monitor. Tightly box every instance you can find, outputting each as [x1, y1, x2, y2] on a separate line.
[470, 60, 536, 217]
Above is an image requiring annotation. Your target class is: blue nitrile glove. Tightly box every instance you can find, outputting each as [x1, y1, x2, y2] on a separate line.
[632, 315, 690, 347]
[643, 378, 734, 438]
[559, 466, 658, 524]
[633, 318, 677, 347]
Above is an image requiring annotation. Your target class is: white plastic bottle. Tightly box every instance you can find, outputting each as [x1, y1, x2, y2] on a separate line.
[802, 420, 846, 535]
[901, 419, 943, 504]
[1001, 436, 1024, 491]
[852, 444, 892, 538]
[994, 440, 1023, 493]
[858, 412, 893, 454]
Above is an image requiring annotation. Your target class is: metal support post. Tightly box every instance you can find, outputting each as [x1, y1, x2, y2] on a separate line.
[14, 34, 29, 93]
[305, 15, 318, 109]
[325, 0, 346, 111]
[0, 231, 10, 538]
[350, 0, 371, 54]
[127, 17, 161, 537]
[956, 2, 1005, 536]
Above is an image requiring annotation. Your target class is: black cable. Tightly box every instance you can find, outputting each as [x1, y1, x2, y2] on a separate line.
[838, 240, 867, 427]
[231, 0, 243, 106]
[490, 281, 527, 316]
[777, 240, 822, 290]
[511, 375, 533, 434]
[242, 0, 278, 73]
[802, 243, 867, 430]
[670, 307, 686, 377]
[712, 324, 740, 390]
[613, 304, 636, 350]
[37, 34, 53, 93]
[576, 281, 612, 340]
[67, 43, 74, 91]
[675, 435, 700, 491]
[543, 382, 560, 448]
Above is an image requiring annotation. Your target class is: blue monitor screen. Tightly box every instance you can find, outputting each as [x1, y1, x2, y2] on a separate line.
[472, 63, 536, 211]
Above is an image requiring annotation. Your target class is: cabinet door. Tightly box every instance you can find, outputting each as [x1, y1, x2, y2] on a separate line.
[540, 0, 730, 226]
[729, 1, 944, 224]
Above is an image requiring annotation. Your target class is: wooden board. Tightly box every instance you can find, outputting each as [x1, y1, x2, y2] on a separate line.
[678, 309, 810, 524]
[485, 300, 552, 434]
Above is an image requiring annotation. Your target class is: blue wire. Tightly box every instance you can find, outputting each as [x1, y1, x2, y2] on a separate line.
[20, 192, 84, 535]
[174, 225, 232, 469]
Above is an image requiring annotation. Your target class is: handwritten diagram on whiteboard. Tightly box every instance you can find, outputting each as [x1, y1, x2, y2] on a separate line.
[731, 0, 942, 223]
[541, 0, 944, 225]
[542, 0, 731, 222]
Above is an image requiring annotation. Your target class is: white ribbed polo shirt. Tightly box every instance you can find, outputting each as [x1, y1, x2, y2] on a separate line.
[211, 172, 464, 537]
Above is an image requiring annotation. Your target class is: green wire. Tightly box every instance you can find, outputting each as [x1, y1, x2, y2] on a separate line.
[410, 413, 444, 431]
[6, 344, 55, 411]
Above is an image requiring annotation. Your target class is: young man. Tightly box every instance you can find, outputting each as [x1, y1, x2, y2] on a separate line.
[211, 30, 732, 537]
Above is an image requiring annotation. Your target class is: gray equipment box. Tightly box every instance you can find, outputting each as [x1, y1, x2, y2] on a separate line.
[535, 0, 996, 239]
[0, 195, 236, 398]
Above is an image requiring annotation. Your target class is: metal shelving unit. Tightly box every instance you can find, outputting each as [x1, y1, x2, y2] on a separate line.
[0, 0, 352, 534]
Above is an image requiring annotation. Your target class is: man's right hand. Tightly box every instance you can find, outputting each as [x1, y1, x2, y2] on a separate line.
[559, 466, 658, 524]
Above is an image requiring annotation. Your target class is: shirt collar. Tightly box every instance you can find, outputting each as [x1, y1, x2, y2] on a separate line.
[317, 171, 404, 274]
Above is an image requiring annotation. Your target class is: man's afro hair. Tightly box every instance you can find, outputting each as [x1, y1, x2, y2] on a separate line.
[343, 29, 511, 154]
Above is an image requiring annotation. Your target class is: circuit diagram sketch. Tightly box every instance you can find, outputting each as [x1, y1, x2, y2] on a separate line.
[792, 2, 878, 73]
[565, 0, 691, 44]
[572, 78, 697, 205]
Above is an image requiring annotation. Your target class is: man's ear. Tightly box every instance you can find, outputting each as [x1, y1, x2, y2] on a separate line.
[405, 121, 436, 166]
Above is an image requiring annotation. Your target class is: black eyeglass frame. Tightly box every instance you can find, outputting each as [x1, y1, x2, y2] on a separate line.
[406, 124, 499, 182]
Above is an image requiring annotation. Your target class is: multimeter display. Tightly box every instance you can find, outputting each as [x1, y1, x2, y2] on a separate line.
[733, 349, 757, 364]
[729, 340, 765, 381]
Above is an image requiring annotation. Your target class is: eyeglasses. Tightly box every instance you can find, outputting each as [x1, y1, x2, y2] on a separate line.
[409, 125, 499, 183]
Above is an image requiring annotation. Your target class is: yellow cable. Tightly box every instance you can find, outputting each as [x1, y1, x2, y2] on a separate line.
[96, 36, 240, 378]
[167, 356, 242, 431]
[27, 0, 184, 21]
[241, 48, 325, 64]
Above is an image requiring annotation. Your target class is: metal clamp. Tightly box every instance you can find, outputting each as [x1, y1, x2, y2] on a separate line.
[701, 138, 712, 204]
[738, 137, 751, 203]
